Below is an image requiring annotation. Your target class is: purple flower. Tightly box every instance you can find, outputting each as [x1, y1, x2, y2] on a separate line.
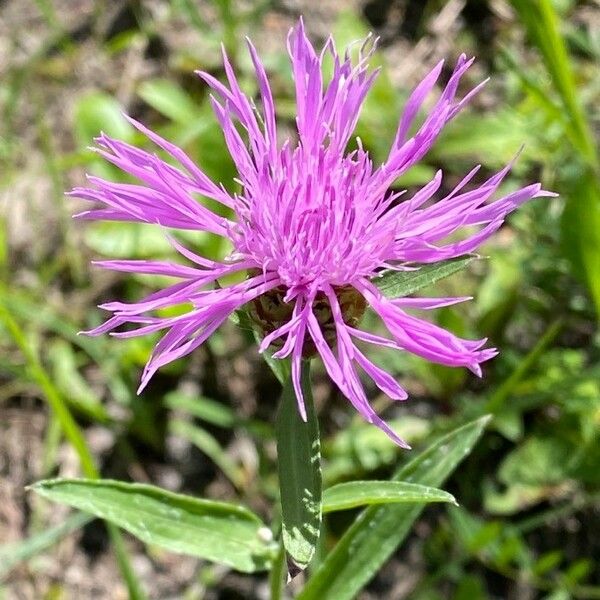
[72, 20, 551, 446]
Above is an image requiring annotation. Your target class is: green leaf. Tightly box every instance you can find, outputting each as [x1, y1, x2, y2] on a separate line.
[138, 79, 200, 125]
[533, 550, 563, 576]
[433, 110, 538, 168]
[323, 416, 431, 484]
[276, 361, 322, 574]
[453, 574, 487, 600]
[73, 92, 133, 147]
[322, 481, 456, 513]
[263, 348, 291, 385]
[483, 481, 561, 515]
[0, 512, 93, 580]
[498, 436, 573, 486]
[30, 479, 275, 573]
[373, 256, 476, 299]
[298, 416, 490, 600]
[84, 222, 175, 258]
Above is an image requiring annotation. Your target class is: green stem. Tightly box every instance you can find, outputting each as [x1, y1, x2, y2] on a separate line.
[269, 541, 287, 600]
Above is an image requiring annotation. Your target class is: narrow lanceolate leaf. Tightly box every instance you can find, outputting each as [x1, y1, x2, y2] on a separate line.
[322, 481, 456, 513]
[373, 256, 476, 299]
[276, 361, 322, 574]
[298, 416, 491, 600]
[30, 479, 275, 573]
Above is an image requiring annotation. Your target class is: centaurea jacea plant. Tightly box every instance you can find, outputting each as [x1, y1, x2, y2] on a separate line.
[65, 18, 554, 578]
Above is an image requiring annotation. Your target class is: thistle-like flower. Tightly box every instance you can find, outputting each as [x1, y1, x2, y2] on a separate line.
[72, 20, 551, 446]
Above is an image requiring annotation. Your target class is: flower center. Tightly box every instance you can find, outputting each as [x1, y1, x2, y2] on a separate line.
[247, 284, 366, 357]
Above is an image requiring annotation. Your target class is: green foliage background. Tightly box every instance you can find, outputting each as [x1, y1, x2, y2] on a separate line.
[0, 0, 599, 598]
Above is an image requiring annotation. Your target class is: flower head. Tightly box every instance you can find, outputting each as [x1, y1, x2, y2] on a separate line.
[72, 20, 552, 446]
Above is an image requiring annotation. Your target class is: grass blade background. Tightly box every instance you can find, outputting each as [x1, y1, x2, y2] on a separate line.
[509, 0, 597, 166]
[510, 0, 600, 319]
[0, 304, 147, 599]
[0, 512, 93, 580]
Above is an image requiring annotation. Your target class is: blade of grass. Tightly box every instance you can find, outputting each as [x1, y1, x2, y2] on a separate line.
[511, 0, 600, 318]
[497, 47, 571, 133]
[560, 171, 600, 317]
[0, 304, 147, 599]
[169, 419, 244, 489]
[535, 0, 597, 167]
[41, 412, 62, 478]
[0, 217, 7, 283]
[0, 285, 132, 405]
[0, 304, 97, 475]
[0, 512, 93, 580]
[485, 318, 563, 414]
[169, 0, 210, 33]
[510, 0, 597, 168]
[35, 93, 84, 284]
